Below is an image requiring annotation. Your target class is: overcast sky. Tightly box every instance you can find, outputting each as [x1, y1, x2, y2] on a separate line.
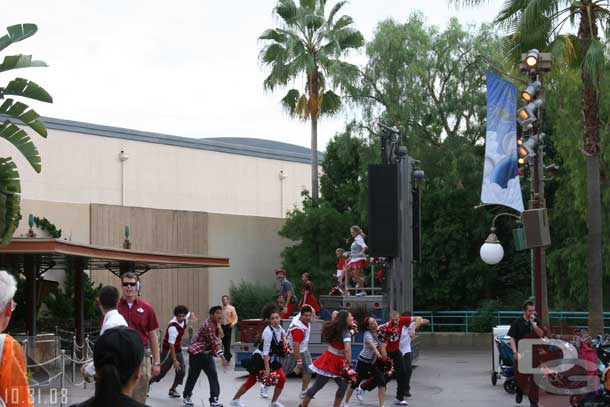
[4, 1, 499, 150]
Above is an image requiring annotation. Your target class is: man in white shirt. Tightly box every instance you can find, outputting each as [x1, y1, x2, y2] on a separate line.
[398, 312, 417, 399]
[98, 285, 128, 334]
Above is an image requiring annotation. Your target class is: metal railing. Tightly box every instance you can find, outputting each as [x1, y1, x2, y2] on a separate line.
[413, 310, 610, 333]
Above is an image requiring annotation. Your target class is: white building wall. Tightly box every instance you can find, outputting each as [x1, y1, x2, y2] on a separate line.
[4, 127, 312, 218]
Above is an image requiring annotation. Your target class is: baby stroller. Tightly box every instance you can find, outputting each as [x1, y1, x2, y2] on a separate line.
[492, 335, 518, 394]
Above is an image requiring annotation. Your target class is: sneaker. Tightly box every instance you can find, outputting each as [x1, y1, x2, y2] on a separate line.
[516, 392, 523, 404]
[183, 397, 195, 406]
[260, 385, 270, 399]
[341, 403, 350, 407]
[210, 399, 224, 407]
[271, 402, 285, 407]
[169, 389, 180, 398]
[393, 399, 408, 406]
[229, 400, 245, 407]
[356, 386, 364, 402]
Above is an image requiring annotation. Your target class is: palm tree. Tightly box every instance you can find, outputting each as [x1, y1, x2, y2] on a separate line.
[259, 0, 364, 205]
[0, 23, 52, 244]
[453, 0, 608, 335]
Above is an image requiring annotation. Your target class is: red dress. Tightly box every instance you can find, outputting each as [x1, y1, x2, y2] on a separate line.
[310, 331, 351, 377]
[299, 281, 320, 313]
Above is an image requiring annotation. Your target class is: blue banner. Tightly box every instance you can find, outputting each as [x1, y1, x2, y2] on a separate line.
[481, 70, 524, 212]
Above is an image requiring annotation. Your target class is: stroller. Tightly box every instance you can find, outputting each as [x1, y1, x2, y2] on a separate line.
[492, 335, 518, 394]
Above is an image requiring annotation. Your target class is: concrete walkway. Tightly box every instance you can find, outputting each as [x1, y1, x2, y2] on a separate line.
[41, 349, 565, 406]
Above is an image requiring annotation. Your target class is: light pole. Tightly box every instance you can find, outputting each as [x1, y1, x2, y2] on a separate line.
[480, 212, 522, 265]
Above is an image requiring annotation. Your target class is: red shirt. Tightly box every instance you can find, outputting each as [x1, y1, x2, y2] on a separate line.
[337, 258, 345, 270]
[382, 316, 412, 353]
[118, 297, 159, 346]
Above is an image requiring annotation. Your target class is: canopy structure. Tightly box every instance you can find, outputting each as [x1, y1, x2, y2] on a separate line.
[0, 238, 230, 346]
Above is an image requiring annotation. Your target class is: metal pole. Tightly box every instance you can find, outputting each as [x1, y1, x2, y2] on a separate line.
[72, 336, 76, 383]
[60, 350, 66, 406]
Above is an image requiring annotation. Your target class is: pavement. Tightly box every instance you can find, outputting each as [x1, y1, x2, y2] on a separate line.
[34, 349, 573, 407]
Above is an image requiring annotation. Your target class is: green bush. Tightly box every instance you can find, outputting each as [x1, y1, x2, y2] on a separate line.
[470, 299, 503, 333]
[229, 280, 278, 321]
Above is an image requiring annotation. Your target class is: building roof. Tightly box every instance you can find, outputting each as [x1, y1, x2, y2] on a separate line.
[22, 116, 323, 164]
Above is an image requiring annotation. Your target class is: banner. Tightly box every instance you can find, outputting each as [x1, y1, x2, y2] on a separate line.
[481, 70, 524, 212]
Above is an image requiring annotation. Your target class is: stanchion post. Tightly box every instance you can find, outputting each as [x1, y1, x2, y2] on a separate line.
[60, 349, 66, 406]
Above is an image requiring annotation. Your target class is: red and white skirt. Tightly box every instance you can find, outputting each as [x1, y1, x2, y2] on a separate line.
[310, 349, 346, 377]
[348, 259, 368, 270]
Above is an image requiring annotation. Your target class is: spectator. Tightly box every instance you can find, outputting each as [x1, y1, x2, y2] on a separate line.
[0, 270, 32, 407]
[117, 272, 160, 404]
[298, 273, 320, 314]
[98, 285, 128, 334]
[70, 327, 149, 407]
[221, 295, 238, 362]
[275, 269, 297, 319]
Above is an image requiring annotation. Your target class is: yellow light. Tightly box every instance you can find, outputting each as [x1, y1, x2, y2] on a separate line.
[525, 56, 538, 67]
[521, 91, 533, 102]
[517, 139, 523, 145]
[518, 109, 530, 120]
[518, 146, 528, 158]
[518, 158, 526, 165]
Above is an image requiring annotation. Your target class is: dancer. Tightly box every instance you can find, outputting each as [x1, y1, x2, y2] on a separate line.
[379, 312, 429, 406]
[221, 295, 239, 362]
[275, 269, 297, 319]
[183, 306, 228, 407]
[230, 304, 288, 407]
[343, 316, 386, 407]
[282, 305, 315, 399]
[348, 226, 368, 296]
[299, 310, 354, 407]
[117, 272, 161, 404]
[149, 305, 197, 398]
[298, 273, 320, 314]
[72, 327, 149, 407]
[335, 248, 347, 292]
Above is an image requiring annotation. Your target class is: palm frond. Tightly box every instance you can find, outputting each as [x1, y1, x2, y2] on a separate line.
[0, 23, 37, 54]
[275, 0, 299, 25]
[0, 55, 48, 72]
[327, 1, 347, 25]
[0, 119, 42, 171]
[296, 94, 311, 120]
[2, 78, 53, 103]
[281, 88, 301, 116]
[0, 157, 21, 245]
[335, 28, 365, 51]
[304, 14, 325, 30]
[300, 0, 316, 12]
[319, 89, 341, 116]
[259, 29, 286, 43]
[549, 34, 579, 67]
[0, 99, 47, 138]
[333, 15, 354, 31]
[582, 38, 605, 83]
[260, 43, 288, 65]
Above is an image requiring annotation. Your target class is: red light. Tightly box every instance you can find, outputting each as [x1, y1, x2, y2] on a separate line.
[345, 302, 351, 308]
[518, 169, 523, 176]
[244, 346, 249, 351]
[374, 302, 380, 308]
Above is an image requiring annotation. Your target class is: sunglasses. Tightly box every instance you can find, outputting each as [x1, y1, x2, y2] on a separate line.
[122, 282, 137, 287]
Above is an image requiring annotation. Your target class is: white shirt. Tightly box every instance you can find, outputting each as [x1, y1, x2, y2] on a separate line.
[349, 235, 367, 263]
[254, 325, 285, 361]
[100, 309, 128, 335]
[166, 312, 190, 344]
[288, 313, 310, 352]
[399, 321, 416, 355]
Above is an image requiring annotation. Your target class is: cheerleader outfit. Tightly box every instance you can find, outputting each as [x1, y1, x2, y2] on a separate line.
[348, 234, 369, 269]
[241, 324, 287, 390]
[299, 281, 320, 313]
[305, 329, 352, 400]
[337, 257, 346, 279]
[352, 330, 386, 390]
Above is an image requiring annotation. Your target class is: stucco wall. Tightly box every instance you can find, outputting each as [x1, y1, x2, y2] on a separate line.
[7, 127, 311, 219]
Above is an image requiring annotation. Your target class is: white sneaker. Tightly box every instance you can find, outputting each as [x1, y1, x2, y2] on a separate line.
[229, 400, 245, 407]
[341, 404, 350, 407]
[394, 400, 408, 406]
[356, 386, 364, 402]
[271, 402, 285, 407]
[260, 385, 270, 399]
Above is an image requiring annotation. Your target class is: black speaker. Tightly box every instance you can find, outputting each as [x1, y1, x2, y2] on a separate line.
[368, 164, 399, 257]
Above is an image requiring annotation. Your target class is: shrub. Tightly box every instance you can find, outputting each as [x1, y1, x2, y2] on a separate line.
[229, 280, 277, 321]
[470, 299, 503, 333]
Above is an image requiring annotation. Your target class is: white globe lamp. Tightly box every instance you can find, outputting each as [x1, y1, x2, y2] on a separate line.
[480, 229, 504, 265]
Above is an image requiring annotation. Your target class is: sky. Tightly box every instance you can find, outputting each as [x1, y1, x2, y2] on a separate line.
[3, 1, 500, 150]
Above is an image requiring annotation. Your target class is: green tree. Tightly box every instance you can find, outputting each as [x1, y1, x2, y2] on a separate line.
[453, 0, 609, 335]
[0, 24, 52, 244]
[259, 0, 364, 205]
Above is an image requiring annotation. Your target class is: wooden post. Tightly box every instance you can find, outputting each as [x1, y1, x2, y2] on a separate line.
[24, 255, 37, 337]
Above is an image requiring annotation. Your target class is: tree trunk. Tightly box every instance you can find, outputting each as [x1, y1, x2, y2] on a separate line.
[311, 116, 319, 205]
[579, 8, 604, 335]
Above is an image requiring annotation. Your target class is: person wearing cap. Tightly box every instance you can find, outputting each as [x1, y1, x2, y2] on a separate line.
[117, 272, 160, 403]
[275, 269, 297, 319]
[0, 270, 32, 407]
[70, 326, 150, 407]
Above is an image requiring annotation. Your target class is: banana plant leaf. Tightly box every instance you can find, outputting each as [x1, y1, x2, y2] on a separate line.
[0, 24, 37, 54]
[0, 120, 42, 172]
[0, 55, 47, 72]
[0, 157, 21, 245]
[0, 99, 47, 137]
[2, 78, 52, 103]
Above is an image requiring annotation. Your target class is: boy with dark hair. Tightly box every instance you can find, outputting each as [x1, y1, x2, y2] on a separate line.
[98, 285, 127, 335]
[149, 305, 197, 398]
[183, 306, 228, 406]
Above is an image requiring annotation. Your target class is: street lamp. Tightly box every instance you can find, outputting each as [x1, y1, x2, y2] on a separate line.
[480, 212, 522, 265]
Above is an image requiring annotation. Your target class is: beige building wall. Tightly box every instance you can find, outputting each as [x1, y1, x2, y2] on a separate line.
[206, 214, 288, 307]
[7, 127, 311, 219]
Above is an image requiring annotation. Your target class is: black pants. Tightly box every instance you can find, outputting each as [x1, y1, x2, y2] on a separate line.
[353, 359, 385, 389]
[151, 347, 186, 389]
[221, 324, 233, 362]
[183, 352, 220, 402]
[402, 352, 413, 395]
[389, 350, 406, 400]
